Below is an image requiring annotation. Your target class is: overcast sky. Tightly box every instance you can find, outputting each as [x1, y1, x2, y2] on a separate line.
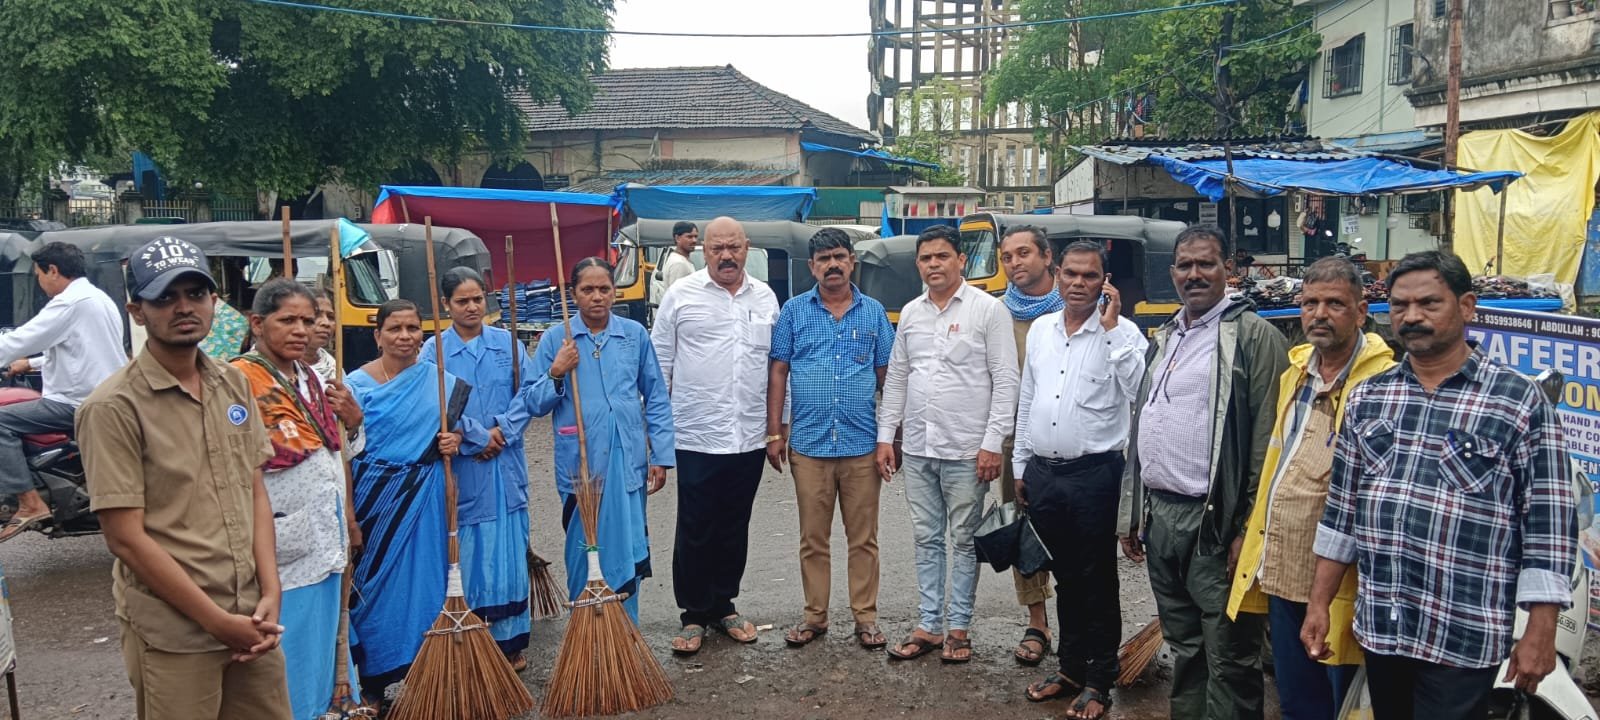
[607, 0, 873, 131]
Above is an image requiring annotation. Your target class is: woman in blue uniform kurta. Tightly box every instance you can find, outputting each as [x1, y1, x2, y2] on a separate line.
[344, 299, 485, 705]
[526, 257, 675, 622]
[419, 267, 539, 669]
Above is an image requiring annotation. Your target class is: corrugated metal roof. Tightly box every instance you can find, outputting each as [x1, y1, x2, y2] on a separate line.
[1074, 139, 1368, 165]
[516, 65, 876, 144]
[557, 168, 798, 195]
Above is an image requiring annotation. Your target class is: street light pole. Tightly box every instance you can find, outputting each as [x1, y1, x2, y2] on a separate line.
[1442, 0, 1464, 249]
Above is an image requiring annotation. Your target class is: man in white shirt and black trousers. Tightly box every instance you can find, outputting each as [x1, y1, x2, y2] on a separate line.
[0, 241, 126, 542]
[651, 216, 778, 655]
[877, 224, 1018, 664]
[1015, 240, 1147, 720]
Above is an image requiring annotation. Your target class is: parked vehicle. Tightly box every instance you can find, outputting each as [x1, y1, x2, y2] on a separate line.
[618, 219, 876, 306]
[853, 234, 919, 323]
[0, 362, 93, 540]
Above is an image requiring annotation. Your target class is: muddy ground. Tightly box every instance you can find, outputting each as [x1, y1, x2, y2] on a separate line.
[3, 417, 1597, 719]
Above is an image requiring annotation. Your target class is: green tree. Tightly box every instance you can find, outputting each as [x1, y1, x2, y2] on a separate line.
[987, 0, 1317, 161]
[0, 0, 611, 211]
[886, 78, 973, 187]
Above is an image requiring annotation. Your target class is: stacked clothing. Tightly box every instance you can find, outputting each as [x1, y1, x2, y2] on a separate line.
[496, 281, 564, 327]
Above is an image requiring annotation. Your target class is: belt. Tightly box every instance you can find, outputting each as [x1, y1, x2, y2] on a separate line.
[1032, 451, 1121, 474]
[1148, 487, 1207, 504]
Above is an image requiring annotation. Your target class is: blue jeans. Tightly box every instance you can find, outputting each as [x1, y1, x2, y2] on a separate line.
[1268, 595, 1359, 720]
[901, 454, 987, 633]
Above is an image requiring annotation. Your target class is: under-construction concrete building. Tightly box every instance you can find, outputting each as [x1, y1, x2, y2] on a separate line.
[868, 0, 1053, 210]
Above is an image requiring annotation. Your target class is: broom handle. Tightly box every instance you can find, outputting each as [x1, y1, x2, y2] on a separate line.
[328, 221, 353, 695]
[280, 207, 293, 278]
[424, 219, 462, 563]
[506, 235, 519, 388]
[549, 203, 591, 475]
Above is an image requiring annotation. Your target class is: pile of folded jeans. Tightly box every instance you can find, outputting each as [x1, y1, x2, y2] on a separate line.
[497, 281, 562, 326]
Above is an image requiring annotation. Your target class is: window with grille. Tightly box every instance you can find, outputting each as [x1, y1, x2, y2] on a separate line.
[1434, 0, 1447, 18]
[1323, 35, 1364, 97]
[1390, 23, 1415, 84]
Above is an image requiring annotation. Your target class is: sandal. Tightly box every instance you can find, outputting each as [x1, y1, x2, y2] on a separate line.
[506, 652, 528, 672]
[885, 633, 943, 661]
[854, 623, 887, 650]
[940, 634, 973, 664]
[1025, 672, 1083, 703]
[0, 510, 48, 543]
[671, 624, 706, 656]
[1065, 687, 1113, 720]
[784, 622, 828, 648]
[1014, 627, 1052, 666]
[713, 614, 758, 644]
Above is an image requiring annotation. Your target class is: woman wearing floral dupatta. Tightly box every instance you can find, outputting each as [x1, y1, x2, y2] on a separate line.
[230, 279, 365, 719]
[527, 258, 675, 623]
[343, 299, 485, 706]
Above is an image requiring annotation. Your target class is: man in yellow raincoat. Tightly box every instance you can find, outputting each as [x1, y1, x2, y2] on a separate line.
[1227, 257, 1395, 720]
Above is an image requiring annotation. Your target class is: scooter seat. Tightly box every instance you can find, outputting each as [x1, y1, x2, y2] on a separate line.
[23, 432, 68, 450]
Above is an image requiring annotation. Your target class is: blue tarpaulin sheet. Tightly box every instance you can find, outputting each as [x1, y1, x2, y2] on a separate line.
[615, 184, 817, 222]
[1149, 156, 1522, 202]
[800, 142, 940, 170]
[373, 185, 613, 208]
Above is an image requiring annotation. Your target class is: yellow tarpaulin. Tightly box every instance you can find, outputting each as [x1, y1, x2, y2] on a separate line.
[1456, 111, 1600, 285]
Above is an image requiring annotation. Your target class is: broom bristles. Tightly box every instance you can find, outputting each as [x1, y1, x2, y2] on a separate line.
[541, 581, 674, 718]
[530, 549, 568, 620]
[1116, 619, 1164, 688]
[386, 596, 536, 720]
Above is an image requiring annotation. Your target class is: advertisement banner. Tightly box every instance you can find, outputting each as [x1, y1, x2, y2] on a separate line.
[1467, 307, 1600, 629]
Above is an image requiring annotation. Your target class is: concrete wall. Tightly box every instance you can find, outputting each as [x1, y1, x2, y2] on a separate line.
[1306, 0, 1420, 138]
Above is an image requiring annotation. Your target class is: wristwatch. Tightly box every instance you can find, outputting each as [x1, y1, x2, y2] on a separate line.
[764, 433, 783, 444]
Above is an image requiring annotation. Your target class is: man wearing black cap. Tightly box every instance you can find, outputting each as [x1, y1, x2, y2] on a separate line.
[78, 237, 290, 719]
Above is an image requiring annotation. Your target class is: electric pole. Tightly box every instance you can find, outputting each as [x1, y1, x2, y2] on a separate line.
[1442, 0, 1464, 249]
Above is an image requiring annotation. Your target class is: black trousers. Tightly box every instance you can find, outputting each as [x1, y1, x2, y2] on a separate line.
[673, 449, 766, 627]
[1365, 653, 1498, 720]
[1023, 452, 1124, 691]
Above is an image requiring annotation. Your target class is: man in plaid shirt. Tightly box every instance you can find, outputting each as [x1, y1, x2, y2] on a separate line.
[1303, 251, 1576, 719]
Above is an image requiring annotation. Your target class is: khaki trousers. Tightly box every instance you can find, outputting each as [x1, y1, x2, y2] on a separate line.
[1001, 434, 1053, 606]
[791, 451, 880, 626]
[120, 621, 292, 720]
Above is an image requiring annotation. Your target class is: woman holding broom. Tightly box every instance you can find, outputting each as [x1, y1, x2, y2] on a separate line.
[344, 298, 486, 707]
[526, 257, 675, 622]
[230, 278, 365, 719]
[418, 267, 538, 671]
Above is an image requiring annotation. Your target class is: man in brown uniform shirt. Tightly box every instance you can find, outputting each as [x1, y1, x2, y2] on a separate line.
[78, 237, 290, 719]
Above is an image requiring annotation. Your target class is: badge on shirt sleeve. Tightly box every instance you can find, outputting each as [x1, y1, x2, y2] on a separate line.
[228, 405, 248, 426]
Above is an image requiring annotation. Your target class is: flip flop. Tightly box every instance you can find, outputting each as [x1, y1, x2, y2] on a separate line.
[671, 624, 707, 656]
[854, 623, 887, 650]
[1014, 627, 1052, 666]
[886, 634, 943, 661]
[0, 511, 48, 543]
[1065, 687, 1113, 720]
[1026, 672, 1083, 702]
[784, 622, 828, 648]
[940, 635, 973, 664]
[713, 614, 758, 644]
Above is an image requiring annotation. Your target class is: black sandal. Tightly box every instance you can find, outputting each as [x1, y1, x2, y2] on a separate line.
[1014, 627, 1052, 666]
[1065, 687, 1113, 720]
[1025, 672, 1082, 703]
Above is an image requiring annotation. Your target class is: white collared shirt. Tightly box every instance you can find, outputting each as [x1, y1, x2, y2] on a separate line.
[878, 283, 1018, 460]
[651, 268, 779, 454]
[1012, 310, 1147, 478]
[0, 277, 127, 406]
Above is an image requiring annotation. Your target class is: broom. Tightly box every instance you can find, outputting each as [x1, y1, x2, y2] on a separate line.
[506, 233, 567, 622]
[540, 202, 674, 718]
[385, 218, 537, 720]
[321, 222, 376, 719]
[1116, 619, 1164, 688]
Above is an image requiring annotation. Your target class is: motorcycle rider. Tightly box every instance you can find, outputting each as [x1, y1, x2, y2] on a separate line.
[0, 241, 126, 542]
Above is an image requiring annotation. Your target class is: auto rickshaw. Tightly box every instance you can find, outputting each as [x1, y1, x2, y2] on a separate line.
[618, 219, 876, 306]
[853, 234, 920, 323]
[955, 213, 1185, 334]
[36, 221, 495, 367]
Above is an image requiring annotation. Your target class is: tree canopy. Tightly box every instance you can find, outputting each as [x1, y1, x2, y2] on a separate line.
[987, 0, 1317, 162]
[0, 0, 612, 206]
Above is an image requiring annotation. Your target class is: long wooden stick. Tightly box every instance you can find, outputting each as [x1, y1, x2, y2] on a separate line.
[280, 206, 293, 278]
[550, 203, 590, 474]
[327, 222, 359, 712]
[506, 235, 520, 388]
[423, 218, 462, 566]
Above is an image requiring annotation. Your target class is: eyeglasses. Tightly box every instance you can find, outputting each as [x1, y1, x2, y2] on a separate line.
[145, 286, 213, 308]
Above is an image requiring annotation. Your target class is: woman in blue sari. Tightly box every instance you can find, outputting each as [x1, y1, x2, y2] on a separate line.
[344, 299, 485, 706]
[526, 258, 675, 622]
[419, 267, 539, 670]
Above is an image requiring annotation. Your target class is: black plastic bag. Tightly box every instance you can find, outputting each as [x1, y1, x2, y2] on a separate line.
[974, 501, 1053, 575]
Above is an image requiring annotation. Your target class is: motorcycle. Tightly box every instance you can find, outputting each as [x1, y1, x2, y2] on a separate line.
[0, 370, 96, 540]
[1338, 369, 1595, 720]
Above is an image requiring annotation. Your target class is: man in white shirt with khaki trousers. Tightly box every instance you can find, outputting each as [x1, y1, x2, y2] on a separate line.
[0, 241, 126, 541]
[877, 224, 1017, 664]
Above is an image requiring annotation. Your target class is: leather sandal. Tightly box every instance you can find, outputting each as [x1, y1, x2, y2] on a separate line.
[1014, 627, 1051, 666]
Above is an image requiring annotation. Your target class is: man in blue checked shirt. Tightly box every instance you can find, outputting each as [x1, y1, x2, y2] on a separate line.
[766, 227, 896, 653]
[1304, 251, 1576, 720]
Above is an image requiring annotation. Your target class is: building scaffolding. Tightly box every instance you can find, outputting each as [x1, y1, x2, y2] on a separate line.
[868, 0, 1053, 210]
